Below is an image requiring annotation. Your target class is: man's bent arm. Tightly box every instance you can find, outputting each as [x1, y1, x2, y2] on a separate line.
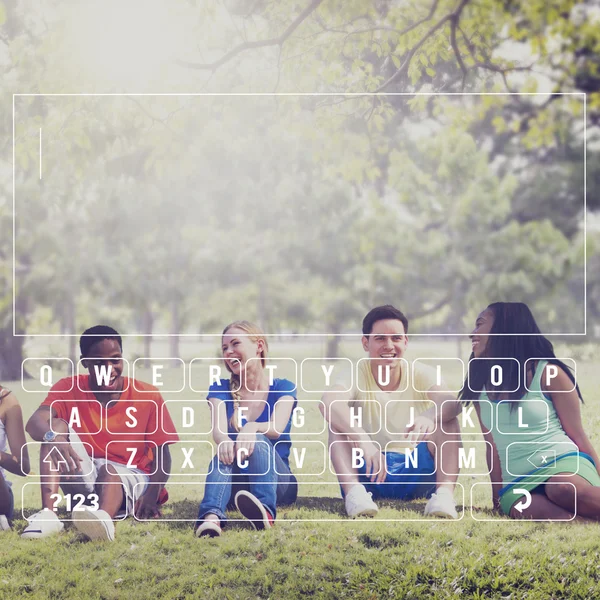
[322, 388, 371, 442]
[26, 406, 65, 441]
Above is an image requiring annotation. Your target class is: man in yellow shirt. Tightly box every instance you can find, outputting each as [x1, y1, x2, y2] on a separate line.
[321, 305, 463, 518]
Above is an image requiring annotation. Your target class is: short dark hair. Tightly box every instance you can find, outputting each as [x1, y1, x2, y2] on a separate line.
[362, 305, 409, 335]
[79, 325, 123, 357]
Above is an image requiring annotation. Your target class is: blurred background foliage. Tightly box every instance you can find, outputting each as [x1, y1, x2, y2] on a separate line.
[1, 0, 598, 376]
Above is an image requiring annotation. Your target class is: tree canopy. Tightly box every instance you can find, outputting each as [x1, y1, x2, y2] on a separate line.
[0, 0, 596, 376]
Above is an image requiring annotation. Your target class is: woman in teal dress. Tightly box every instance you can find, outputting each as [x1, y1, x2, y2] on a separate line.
[460, 302, 600, 520]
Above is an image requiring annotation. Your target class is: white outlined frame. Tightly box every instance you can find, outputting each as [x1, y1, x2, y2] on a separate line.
[329, 400, 382, 435]
[470, 481, 577, 522]
[383, 441, 437, 476]
[441, 399, 494, 435]
[105, 400, 158, 435]
[22, 441, 95, 478]
[275, 440, 327, 476]
[440, 441, 492, 476]
[161, 400, 213, 436]
[467, 357, 521, 393]
[21, 482, 129, 521]
[217, 439, 271, 476]
[505, 442, 579, 478]
[356, 358, 409, 393]
[384, 399, 437, 436]
[300, 357, 353, 393]
[132, 481, 466, 522]
[49, 399, 103, 435]
[165, 441, 214, 476]
[189, 358, 241, 393]
[21, 358, 74, 392]
[524, 358, 577, 393]
[411, 358, 465, 393]
[76, 358, 130, 393]
[278, 400, 327, 436]
[132, 357, 186, 393]
[245, 357, 298, 392]
[496, 400, 550, 435]
[13, 93, 587, 338]
[104, 440, 158, 476]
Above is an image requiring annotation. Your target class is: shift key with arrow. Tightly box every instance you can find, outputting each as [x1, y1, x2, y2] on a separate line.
[43, 446, 70, 472]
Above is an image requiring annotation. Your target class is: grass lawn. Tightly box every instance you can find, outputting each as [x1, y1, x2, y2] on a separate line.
[2, 340, 600, 599]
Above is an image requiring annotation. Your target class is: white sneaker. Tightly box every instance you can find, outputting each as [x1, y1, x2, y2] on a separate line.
[344, 485, 379, 518]
[21, 509, 65, 538]
[72, 508, 115, 541]
[424, 488, 458, 519]
[0, 515, 10, 531]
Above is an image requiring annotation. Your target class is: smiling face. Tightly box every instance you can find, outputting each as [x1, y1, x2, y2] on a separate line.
[362, 319, 408, 366]
[82, 338, 124, 398]
[221, 326, 265, 376]
[470, 308, 495, 358]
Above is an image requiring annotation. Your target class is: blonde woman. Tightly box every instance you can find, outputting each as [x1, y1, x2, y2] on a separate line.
[0, 386, 30, 530]
[195, 321, 298, 537]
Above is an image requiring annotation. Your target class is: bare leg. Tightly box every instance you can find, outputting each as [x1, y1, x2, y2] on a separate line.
[545, 474, 600, 520]
[508, 490, 576, 521]
[428, 416, 461, 492]
[328, 430, 361, 496]
[0, 471, 12, 515]
[95, 465, 124, 518]
[39, 441, 63, 510]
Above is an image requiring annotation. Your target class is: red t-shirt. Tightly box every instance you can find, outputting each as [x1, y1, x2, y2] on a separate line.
[41, 375, 179, 474]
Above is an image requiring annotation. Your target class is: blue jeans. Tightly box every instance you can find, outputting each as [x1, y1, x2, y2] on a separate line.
[359, 442, 437, 501]
[197, 434, 297, 522]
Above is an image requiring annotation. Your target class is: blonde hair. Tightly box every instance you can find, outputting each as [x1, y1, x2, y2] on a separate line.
[222, 321, 269, 432]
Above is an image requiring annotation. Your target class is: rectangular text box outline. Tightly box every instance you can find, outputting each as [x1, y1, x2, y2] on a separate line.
[13, 92, 586, 337]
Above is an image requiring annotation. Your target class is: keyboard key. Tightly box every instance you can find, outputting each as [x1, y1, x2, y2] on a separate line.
[412, 358, 465, 393]
[300, 358, 353, 393]
[22, 358, 74, 392]
[468, 358, 520, 393]
[132, 358, 185, 392]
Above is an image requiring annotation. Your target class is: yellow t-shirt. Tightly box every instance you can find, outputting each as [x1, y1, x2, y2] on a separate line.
[348, 360, 439, 452]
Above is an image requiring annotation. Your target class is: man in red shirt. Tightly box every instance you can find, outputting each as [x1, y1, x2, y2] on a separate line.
[22, 325, 180, 541]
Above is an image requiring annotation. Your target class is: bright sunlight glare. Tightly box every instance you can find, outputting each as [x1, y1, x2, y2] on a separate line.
[63, 0, 190, 88]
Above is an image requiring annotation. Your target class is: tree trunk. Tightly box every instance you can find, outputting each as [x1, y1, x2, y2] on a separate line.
[456, 336, 464, 359]
[142, 309, 153, 366]
[0, 331, 26, 381]
[65, 297, 77, 364]
[325, 323, 341, 358]
[2, 286, 31, 381]
[257, 281, 266, 331]
[170, 300, 180, 357]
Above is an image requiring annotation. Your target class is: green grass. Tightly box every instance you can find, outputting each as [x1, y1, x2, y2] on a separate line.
[2, 341, 600, 599]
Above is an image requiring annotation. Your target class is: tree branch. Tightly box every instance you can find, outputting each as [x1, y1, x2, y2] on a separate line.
[176, 0, 325, 71]
[375, 0, 452, 92]
[407, 291, 454, 320]
[314, 0, 440, 46]
[449, 0, 470, 89]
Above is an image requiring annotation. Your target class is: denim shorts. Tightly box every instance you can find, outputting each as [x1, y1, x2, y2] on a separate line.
[359, 441, 437, 501]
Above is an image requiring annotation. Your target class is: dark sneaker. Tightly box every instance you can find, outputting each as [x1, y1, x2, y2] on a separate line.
[234, 491, 274, 530]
